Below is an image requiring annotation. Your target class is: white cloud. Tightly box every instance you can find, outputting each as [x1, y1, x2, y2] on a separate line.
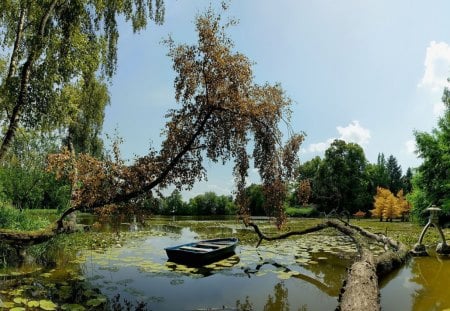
[307, 138, 335, 153]
[305, 121, 371, 153]
[337, 120, 371, 146]
[405, 139, 416, 155]
[418, 41, 450, 92]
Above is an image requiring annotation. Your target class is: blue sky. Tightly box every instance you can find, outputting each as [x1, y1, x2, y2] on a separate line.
[103, 0, 450, 199]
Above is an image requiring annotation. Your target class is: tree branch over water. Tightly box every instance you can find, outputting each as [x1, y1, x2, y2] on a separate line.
[244, 219, 410, 311]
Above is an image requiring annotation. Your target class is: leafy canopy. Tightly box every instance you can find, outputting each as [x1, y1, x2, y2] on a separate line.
[0, 0, 164, 159]
[49, 8, 303, 228]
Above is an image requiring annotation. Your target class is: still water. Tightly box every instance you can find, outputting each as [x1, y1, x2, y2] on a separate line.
[1, 216, 450, 310]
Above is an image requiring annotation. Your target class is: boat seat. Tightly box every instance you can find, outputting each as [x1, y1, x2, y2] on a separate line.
[179, 246, 212, 252]
[196, 243, 222, 248]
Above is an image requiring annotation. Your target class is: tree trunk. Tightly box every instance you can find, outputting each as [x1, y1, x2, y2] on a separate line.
[245, 219, 410, 311]
[0, 0, 59, 160]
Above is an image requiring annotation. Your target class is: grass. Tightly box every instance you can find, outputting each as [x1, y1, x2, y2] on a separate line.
[0, 206, 57, 231]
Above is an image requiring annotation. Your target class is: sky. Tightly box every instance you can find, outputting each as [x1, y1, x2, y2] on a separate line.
[103, 0, 450, 199]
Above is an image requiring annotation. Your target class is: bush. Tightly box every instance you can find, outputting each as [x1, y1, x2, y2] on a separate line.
[0, 205, 51, 231]
[285, 205, 318, 218]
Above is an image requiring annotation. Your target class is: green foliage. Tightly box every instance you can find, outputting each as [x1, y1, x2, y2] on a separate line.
[244, 184, 266, 216]
[60, 78, 110, 157]
[157, 190, 236, 216]
[0, 131, 71, 211]
[411, 87, 450, 221]
[314, 140, 370, 214]
[188, 192, 236, 215]
[0, 0, 165, 158]
[386, 155, 403, 194]
[0, 205, 50, 230]
[285, 205, 317, 218]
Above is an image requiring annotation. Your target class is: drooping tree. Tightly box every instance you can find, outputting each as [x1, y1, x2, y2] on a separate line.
[59, 78, 110, 158]
[0, 0, 165, 160]
[47, 8, 303, 230]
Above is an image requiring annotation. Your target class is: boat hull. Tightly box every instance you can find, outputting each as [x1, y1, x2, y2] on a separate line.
[165, 237, 238, 266]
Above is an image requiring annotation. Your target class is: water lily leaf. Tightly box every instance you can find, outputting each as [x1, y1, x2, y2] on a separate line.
[86, 295, 107, 307]
[27, 300, 40, 308]
[39, 299, 58, 310]
[61, 304, 86, 311]
[1, 301, 15, 308]
[10, 307, 26, 311]
[13, 297, 27, 304]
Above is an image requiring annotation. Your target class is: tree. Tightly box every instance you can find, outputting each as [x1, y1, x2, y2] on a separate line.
[386, 155, 402, 194]
[371, 187, 391, 221]
[296, 179, 311, 206]
[411, 86, 450, 218]
[396, 189, 411, 221]
[161, 190, 186, 215]
[294, 156, 321, 205]
[365, 153, 389, 196]
[0, 131, 70, 210]
[46, 8, 302, 230]
[401, 167, 413, 194]
[314, 140, 369, 215]
[60, 78, 110, 158]
[244, 184, 266, 216]
[0, 1, 165, 160]
[187, 192, 234, 215]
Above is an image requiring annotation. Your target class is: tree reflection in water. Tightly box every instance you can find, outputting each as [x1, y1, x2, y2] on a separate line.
[236, 283, 308, 311]
[263, 282, 289, 311]
[410, 256, 450, 310]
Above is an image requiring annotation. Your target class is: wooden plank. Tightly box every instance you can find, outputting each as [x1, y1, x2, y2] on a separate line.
[196, 243, 222, 248]
[179, 246, 212, 252]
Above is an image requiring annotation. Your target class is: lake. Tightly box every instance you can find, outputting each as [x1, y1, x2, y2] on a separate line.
[0, 216, 449, 310]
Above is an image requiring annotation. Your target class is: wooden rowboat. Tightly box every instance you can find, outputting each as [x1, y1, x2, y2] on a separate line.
[165, 237, 238, 265]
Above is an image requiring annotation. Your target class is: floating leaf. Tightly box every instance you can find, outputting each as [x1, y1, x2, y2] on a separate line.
[1, 301, 15, 308]
[39, 299, 58, 311]
[61, 304, 86, 311]
[13, 297, 28, 304]
[86, 296, 107, 307]
[10, 307, 26, 311]
[27, 301, 40, 308]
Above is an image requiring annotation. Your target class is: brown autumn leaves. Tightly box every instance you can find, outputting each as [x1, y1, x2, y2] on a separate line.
[47, 9, 304, 228]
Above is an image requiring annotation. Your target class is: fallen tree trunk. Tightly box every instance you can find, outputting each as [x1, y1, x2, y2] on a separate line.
[245, 219, 410, 311]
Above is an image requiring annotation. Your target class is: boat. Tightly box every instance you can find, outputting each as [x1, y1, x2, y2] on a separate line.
[165, 237, 238, 265]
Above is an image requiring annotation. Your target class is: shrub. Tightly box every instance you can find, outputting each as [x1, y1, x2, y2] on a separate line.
[0, 205, 51, 231]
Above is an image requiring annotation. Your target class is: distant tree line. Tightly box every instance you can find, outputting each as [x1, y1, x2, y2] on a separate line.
[145, 190, 237, 216]
[293, 140, 413, 217]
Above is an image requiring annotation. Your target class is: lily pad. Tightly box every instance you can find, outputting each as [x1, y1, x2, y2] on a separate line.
[1, 301, 15, 308]
[27, 300, 40, 308]
[10, 307, 26, 311]
[39, 299, 58, 311]
[61, 304, 86, 311]
[86, 296, 107, 307]
[13, 297, 28, 305]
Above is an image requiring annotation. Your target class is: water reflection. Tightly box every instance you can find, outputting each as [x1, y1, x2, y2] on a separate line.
[381, 254, 450, 311]
[0, 217, 360, 310]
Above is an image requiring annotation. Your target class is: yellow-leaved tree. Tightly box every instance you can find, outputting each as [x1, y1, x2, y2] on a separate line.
[371, 187, 402, 221]
[396, 189, 411, 221]
[371, 187, 389, 221]
[371, 187, 411, 221]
